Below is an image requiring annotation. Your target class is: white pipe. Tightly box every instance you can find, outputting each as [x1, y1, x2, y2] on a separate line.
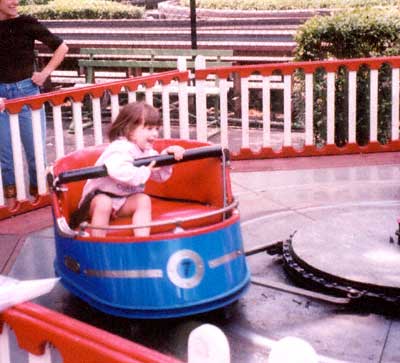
[391, 68, 399, 141]
[305, 73, 314, 146]
[283, 74, 292, 147]
[369, 69, 378, 142]
[9, 114, 26, 200]
[52, 105, 64, 159]
[241, 77, 249, 148]
[348, 71, 357, 144]
[262, 76, 271, 148]
[327, 72, 336, 145]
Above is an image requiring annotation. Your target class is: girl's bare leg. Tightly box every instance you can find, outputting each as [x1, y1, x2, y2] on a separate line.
[89, 194, 113, 237]
[117, 193, 152, 237]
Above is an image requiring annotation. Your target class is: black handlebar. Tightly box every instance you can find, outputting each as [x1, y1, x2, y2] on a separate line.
[53, 145, 227, 187]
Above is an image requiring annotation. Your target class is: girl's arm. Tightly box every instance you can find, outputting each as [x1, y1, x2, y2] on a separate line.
[151, 145, 186, 182]
[104, 141, 153, 186]
[0, 98, 5, 112]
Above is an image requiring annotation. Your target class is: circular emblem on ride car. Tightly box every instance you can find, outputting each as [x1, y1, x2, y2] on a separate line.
[167, 250, 205, 288]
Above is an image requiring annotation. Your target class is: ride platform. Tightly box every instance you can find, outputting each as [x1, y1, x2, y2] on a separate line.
[2, 151, 400, 362]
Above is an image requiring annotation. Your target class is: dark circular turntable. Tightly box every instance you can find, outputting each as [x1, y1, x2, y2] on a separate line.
[280, 202, 400, 310]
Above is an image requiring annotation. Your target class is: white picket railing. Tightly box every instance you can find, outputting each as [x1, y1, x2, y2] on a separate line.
[195, 55, 400, 157]
[1, 55, 400, 218]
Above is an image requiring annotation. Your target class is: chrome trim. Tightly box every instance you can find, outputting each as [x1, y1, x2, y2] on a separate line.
[208, 250, 243, 269]
[78, 199, 239, 233]
[56, 217, 79, 238]
[166, 249, 205, 289]
[84, 269, 163, 278]
[222, 149, 227, 218]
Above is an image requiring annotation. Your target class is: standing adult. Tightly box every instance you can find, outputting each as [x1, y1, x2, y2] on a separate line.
[0, 0, 68, 199]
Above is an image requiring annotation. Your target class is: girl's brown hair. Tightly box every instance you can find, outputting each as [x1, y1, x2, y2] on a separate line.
[108, 101, 161, 142]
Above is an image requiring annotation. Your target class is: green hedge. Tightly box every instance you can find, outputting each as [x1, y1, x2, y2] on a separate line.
[293, 8, 400, 146]
[20, 0, 50, 4]
[180, 0, 398, 10]
[295, 8, 400, 60]
[20, 0, 144, 19]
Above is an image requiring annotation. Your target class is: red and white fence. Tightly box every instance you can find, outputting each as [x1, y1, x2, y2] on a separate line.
[1, 55, 400, 218]
[0, 302, 182, 363]
[195, 55, 400, 157]
[1, 302, 234, 363]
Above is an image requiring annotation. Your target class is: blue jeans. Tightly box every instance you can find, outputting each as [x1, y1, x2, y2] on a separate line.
[0, 78, 46, 188]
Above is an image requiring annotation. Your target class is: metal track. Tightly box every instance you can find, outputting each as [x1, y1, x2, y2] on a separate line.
[281, 237, 400, 311]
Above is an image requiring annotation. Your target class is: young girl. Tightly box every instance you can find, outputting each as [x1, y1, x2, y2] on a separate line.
[73, 101, 185, 237]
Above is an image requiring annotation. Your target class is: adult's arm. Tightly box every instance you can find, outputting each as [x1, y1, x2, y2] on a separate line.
[31, 42, 69, 87]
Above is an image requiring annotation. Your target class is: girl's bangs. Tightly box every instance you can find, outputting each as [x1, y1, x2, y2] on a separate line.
[143, 113, 162, 127]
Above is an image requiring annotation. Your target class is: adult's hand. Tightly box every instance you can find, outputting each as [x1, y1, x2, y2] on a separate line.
[32, 42, 69, 87]
[31, 71, 50, 87]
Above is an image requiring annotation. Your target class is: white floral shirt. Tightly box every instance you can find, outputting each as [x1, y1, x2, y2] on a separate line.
[78, 137, 172, 211]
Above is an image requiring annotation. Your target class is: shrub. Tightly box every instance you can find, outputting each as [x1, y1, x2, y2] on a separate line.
[295, 8, 400, 60]
[293, 8, 400, 146]
[20, 0, 144, 19]
[179, 0, 398, 11]
[20, 0, 50, 5]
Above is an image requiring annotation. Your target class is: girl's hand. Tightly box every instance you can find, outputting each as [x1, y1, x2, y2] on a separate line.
[148, 160, 157, 170]
[163, 145, 185, 160]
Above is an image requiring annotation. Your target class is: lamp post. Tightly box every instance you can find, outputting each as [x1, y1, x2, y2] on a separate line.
[190, 0, 197, 49]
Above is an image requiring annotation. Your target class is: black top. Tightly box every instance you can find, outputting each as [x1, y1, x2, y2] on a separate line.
[0, 15, 63, 83]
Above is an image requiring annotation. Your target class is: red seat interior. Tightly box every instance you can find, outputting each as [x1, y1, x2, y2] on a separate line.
[52, 139, 232, 237]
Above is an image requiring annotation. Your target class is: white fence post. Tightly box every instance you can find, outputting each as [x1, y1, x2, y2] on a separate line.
[31, 109, 46, 195]
[128, 90, 137, 103]
[92, 97, 103, 145]
[195, 55, 208, 142]
[305, 73, 314, 146]
[0, 324, 11, 363]
[262, 76, 271, 148]
[268, 336, 318, 363]
[241, 77, 249, 149]
[391, 67, 399, 141]
[188, 324, 230, 363]
[162, 83, 172, 139]
[177, 57, 190, 139]
[370, 69, 379, 143]
[145, 87, 153, 106]
[9, 114, 27, 200]
[72, 101, 84, 150]
[283, 74, 292, 147]
[348, 70, 357, 144]
[327, 71, 336, 145]
[110, 94, 119, 123]
[219, 78, 229, 148]
[28, 344, 52, 363]
[52, 105, 65, 159]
